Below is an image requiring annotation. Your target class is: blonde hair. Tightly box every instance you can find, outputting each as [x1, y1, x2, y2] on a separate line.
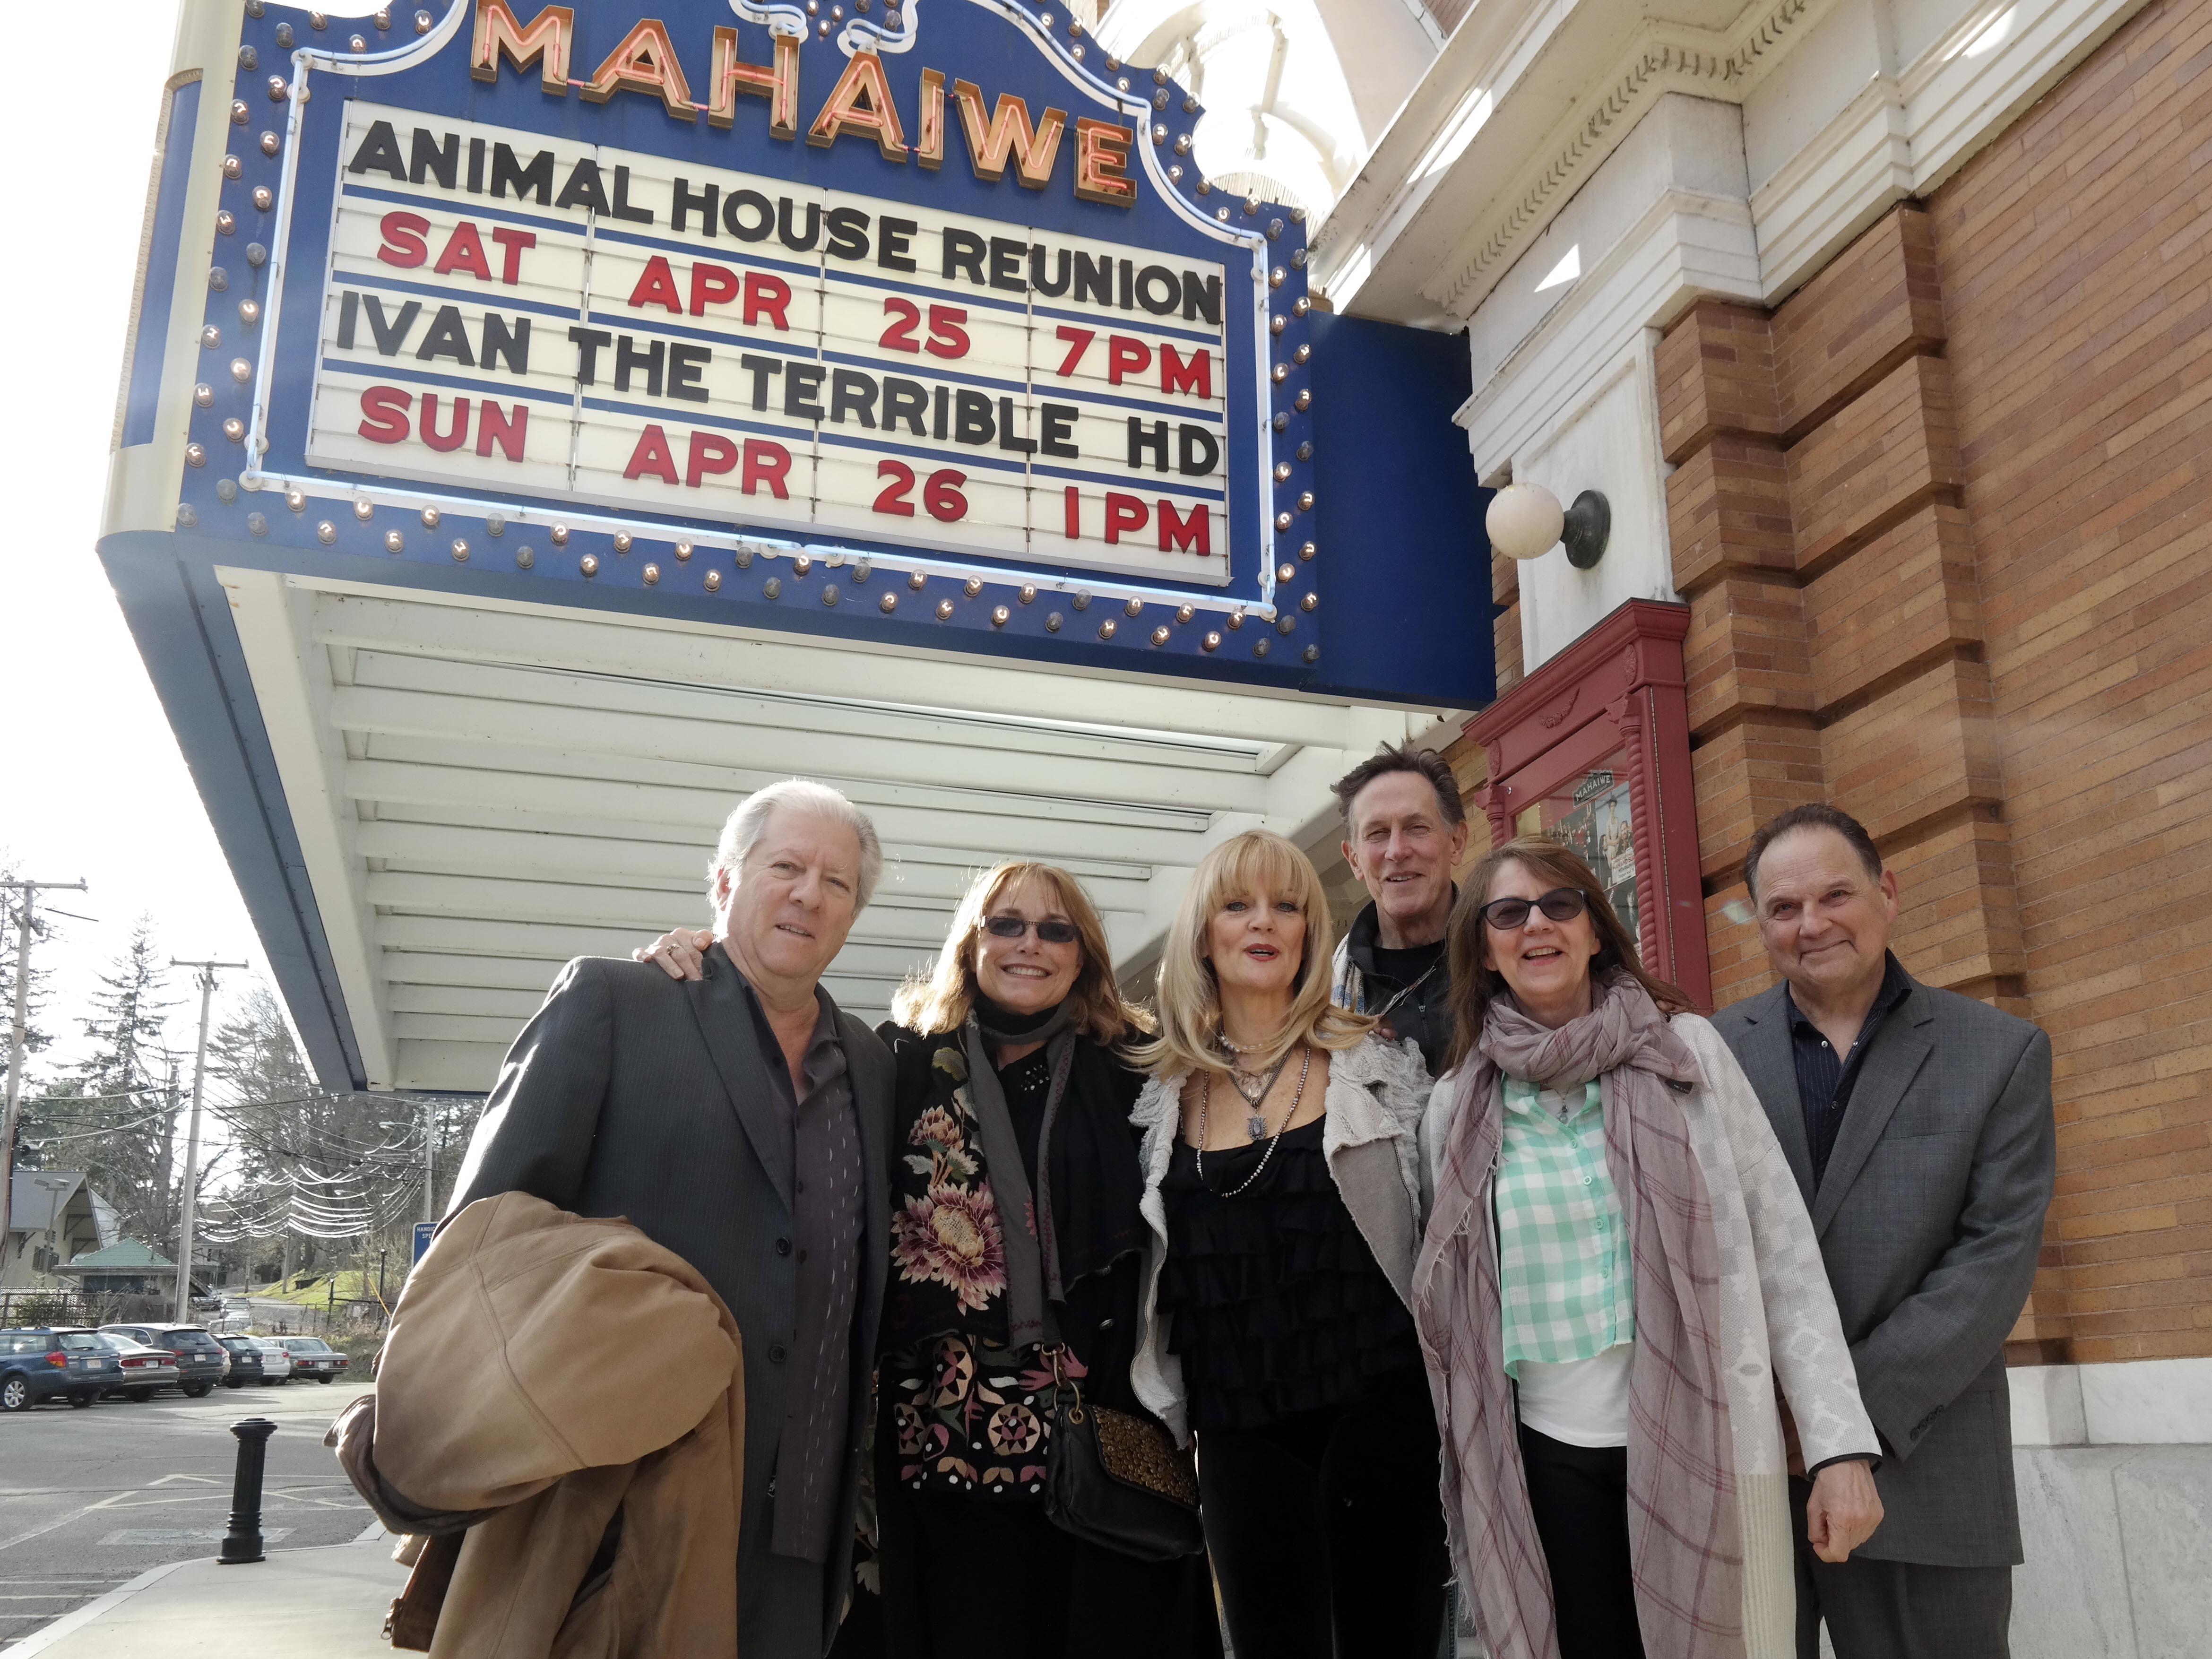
[1132, 829, 1372, 1078]
[890, 862, 1152, 1045]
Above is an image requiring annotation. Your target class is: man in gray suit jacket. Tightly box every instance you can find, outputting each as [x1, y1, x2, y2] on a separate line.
[1714, 804, 2055, 1659]
[449, 779, 895, 1659]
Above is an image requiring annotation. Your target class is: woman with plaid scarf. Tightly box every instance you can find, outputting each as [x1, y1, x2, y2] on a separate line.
[1416, 837, 1883, 1659]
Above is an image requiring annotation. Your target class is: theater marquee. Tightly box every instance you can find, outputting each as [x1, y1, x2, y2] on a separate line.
[121, 0, 1491, 698]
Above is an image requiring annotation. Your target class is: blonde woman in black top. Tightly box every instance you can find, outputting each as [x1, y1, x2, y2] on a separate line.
[1127, 828, 1445, 1659]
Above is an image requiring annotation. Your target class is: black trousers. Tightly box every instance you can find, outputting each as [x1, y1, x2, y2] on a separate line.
[1517, 1423, 1646, 1659]
[1789, 1476, 2013, 1659]
[1196, 1368, 1449, 1659]
[893, 1491, 1219, 1659]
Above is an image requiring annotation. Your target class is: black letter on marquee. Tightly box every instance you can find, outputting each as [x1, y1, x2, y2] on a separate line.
[953, 389, 994, 445]
[724, 190, 774, 241]
[668, 344, 711, 403]
[492, 144, 554, 205]
[878, 218, 917, 274]
[567, 327, 612, 385]
[785, 364, 827, 421]
[1127, 419, 1168, 472]
[1071, 252, 1112, 307]
[830, 368, 878, 427]
[416, 305, 476, 367]
[777, 198, 821, 253]
[1039, 402, 1079, 458]
[1177, 424, 1219, 476]
[409, 128, 458, 190]
[482, 314, 531, 375]
[988, 237, 1027, 293]
[609, 165, 655, 225]
[467, 136, 486, 194]
[941, 229, 987, 285]
[1135, 266, 1180, 316]
[881, 377, 928, 436]
[1030, 246, 1071, 298]
[997, 397, 1036, 453]
[346, 120, 405, 180]
[362, 296, 421, 356]
[555, 159, 612, 216]
[739, 353, 784, 410]
[336, 290, 359, 350]
[614, 336, 665, 397]
[1182, 271, 1222, 326]
[672, 178, 718, 236]
[825, 207, 871, 262]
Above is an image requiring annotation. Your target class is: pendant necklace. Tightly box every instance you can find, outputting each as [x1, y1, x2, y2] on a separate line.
[1216, 1033, 1292, 1139]
[1199, 1045, 1313, 1197]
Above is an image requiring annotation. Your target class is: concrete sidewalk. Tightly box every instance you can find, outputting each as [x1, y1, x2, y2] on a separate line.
[9, 1529, 407, 1656]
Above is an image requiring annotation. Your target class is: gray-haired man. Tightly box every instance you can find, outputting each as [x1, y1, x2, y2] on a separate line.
[1327, 742, 1471, 1075]
[451, 779, 895, 1659]
[1713, 803, 2055, 1659]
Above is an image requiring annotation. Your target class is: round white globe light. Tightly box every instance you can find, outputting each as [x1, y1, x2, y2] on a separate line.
[1486, 482, 1565, 562]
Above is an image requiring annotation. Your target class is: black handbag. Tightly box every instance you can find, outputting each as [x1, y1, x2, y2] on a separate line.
[1041, 1341, 1206, 1562]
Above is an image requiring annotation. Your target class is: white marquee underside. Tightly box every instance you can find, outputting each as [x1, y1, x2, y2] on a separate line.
[218, 568, 1450, 1092]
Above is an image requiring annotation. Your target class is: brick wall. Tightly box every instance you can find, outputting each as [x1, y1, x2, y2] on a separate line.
[1655, 0, 2211, 1362]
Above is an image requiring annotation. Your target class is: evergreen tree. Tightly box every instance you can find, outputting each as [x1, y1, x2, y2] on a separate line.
[46, 920, 180, 1239]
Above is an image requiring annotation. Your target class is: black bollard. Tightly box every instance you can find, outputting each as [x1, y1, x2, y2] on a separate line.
[218, 1418, 278, 1564]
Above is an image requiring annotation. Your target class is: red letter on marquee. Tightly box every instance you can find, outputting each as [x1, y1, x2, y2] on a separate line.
[1064, 485, 1080, 539]
[433, 222, 493, 282]
[628, 255, 684, 313]
[743, 440, 792, 499]
[358, 386, 411, 443]
[1158, 501, 1210, 554]
[420, 395, 470, 453]
[1054, 326, 1092, 377]
[686, 432, 739, 488]
[1160, 346, 1210, 401]
[690, 262, 741, 317]
[476, 401, 527, 461]
[491, 226, 536, 285]
[1103, 492, 1147, 544]
[1106, 337, 1149, 387]
[624, 424, 680, 484]
[743, 273, 791, 330]
[376, 211, 430, 268]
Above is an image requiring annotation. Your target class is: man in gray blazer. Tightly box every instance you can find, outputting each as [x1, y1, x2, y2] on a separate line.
[449, 779, 895, 1659]
[1713, 803, 2055, 1659]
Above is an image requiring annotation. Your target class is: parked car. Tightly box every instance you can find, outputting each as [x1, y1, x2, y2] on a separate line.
[250, 1339, 294, 1383]
[100, 1324, 229, 1397]
[216, 1334, 266, 1387]
[90, 1334, 181, 1402]
[0, 1328, 118, 1410]
[275, 1337, 350, 1383]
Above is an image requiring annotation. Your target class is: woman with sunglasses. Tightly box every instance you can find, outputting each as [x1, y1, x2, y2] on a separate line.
[1128, 829, 1447, 1659]
[638, 864, 1217, 1658]
[1417, 837, 1882, 1659]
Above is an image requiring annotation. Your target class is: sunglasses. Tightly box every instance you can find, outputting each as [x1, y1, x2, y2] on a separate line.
[982, 914, 1080, 945]
[1477, 887, 1590, 932]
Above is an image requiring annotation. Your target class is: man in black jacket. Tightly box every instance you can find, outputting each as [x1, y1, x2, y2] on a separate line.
[449, 779, 896, 1659]
[1328, 743, 1469, 1075]
[1714, 803, 2055, 1659]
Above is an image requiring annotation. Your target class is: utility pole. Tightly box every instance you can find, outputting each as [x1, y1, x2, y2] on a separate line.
[172, 958, 247, 1322]
[0, 879, 86, 1267]
[422, 1095, 437, 1224]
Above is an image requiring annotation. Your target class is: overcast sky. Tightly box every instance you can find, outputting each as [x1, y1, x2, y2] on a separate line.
[3, 1, 264, 1074]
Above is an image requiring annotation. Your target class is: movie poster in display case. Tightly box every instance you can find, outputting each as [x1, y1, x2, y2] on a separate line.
[1463, 600, 1708, 1008]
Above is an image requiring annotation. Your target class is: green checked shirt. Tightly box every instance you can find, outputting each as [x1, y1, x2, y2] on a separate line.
[1496, 1075, 1634, 1375]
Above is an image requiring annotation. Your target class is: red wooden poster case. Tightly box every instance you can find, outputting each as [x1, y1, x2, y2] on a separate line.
[1463, 599, 1710, 1009]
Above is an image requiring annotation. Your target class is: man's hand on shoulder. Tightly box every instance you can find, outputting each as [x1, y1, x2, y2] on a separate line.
[636, 927, 714, 981]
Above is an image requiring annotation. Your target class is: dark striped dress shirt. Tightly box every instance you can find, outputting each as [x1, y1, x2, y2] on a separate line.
[1785, 951, 1913, 1188]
